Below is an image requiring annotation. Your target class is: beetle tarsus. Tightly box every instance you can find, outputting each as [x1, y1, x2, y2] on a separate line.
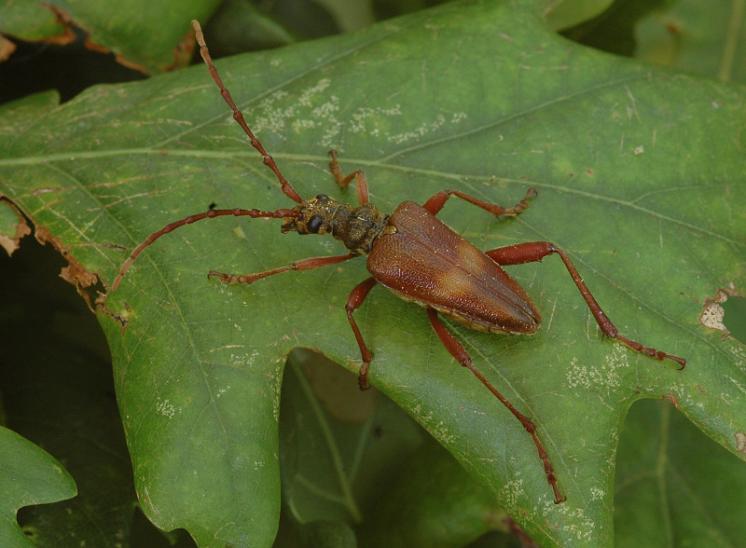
[358, 362, 371, 390]
[208, 270, 236, 284]
[617, 335, 686, 370]
[422, 187, 537, 218]
[505, 187, 538, 217]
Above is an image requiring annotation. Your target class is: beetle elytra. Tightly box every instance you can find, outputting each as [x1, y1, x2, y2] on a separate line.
[110, 21, 686, 504]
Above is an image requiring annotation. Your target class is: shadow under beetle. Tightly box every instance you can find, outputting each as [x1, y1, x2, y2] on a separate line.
[111, 21, 686, 504]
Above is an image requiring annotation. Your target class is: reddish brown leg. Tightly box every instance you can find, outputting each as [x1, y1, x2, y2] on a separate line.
[110, 207, 296, 292]
[328, 150, 369, 206]
[345, 277, 378, 390]
[486, 242, 686, 369]
[193, 20, 303, 204]
[426, 307, 565, 504]
[209, 253, 356, 284]
[423, 187, 536, 217]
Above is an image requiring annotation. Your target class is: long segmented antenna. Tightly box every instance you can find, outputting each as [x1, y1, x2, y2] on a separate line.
[110, 208, 296, 292]
[192, 20, 304, 204]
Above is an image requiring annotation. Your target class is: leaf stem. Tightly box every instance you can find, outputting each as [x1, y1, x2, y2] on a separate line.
[656, 403, 674, 546]
[719, 0, 744, 82]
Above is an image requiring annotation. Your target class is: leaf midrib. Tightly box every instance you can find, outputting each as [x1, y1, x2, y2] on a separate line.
[2, 148, 739, 248]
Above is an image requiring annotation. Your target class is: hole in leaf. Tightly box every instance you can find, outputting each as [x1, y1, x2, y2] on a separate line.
[722, 296, 746, 345]
[0, 234, 133, 543]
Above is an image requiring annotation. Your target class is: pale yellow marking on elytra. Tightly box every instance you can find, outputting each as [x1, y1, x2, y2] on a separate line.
[436, 266, 474, 300]
[457, 240, 486, 272]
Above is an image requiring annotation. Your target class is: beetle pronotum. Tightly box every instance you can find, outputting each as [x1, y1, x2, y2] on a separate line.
[110, 21, 686, 504]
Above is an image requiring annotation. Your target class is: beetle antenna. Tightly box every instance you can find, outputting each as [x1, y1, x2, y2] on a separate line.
[110, 207, 298, 292]
[192, 20, 304, 205]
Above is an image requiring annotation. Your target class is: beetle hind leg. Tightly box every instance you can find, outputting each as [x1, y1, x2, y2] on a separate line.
[426, 307, 566, 504]
[485, 242, 686, 369]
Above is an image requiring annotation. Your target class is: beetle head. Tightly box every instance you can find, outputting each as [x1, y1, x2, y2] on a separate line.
[282, 194, 340, 235]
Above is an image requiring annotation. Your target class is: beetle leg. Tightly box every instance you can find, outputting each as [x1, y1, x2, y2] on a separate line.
[208, 253, 356, 284]
[345, 277, 378, 390]
[485, 242, 686, 369]
[423, 187, 536, 217]
[328, 150, 369, 206]
[426, 307, 566, 504]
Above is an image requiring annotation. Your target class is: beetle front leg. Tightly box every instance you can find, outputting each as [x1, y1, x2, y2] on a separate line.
[426, 307, 566, 504]
[345, 277, 378, 390]
[486, 242, 686, 369]
[328, 150, 369, 206]
[208, 253, 356, 284]
[423, 187, 536, 217]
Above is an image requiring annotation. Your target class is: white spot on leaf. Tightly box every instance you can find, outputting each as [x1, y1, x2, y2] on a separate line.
[156, 398, 179, 418]
[566, 346, 630, 393]
[500, 478, 524, 508]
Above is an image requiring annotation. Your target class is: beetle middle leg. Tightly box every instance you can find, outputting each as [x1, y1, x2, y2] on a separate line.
[423, 187, 537, 217]
[426, 307, 566, 504]
[486, 242, 686, 368]
[208, 253, 356, 284]
[328, 150, 369, 206]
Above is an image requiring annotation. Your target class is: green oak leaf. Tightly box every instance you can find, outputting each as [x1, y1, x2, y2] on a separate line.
[0, 426, 77, 547]
[279, 350, 424, 527]
[0, 0, 744, 545]
[201, 0, 297, 56]
[359, 440, 510, 547]
[635, 0, 746, 83]
[615, 399, 746, 547]
[542, 0, 614, 30]
[0, 2, 64, 42]
[559, 0, 667, 58]
[278, 349, 510, 547]
[723, 296, 746, 344]
[560, 0, 746, 84]
[0, 0, 222, 73]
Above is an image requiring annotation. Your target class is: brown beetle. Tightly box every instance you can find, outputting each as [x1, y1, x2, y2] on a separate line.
[110, 21, 686, 504]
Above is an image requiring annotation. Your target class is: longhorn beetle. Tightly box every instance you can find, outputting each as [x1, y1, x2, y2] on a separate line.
[110, 21, 686, 504]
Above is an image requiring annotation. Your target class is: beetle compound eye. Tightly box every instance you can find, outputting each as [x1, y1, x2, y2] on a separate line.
[316, 194, 329, 202]
[307, 215, 324, 233]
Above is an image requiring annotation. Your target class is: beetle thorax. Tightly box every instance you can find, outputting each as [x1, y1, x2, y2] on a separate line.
[281, 194, 388, 254]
